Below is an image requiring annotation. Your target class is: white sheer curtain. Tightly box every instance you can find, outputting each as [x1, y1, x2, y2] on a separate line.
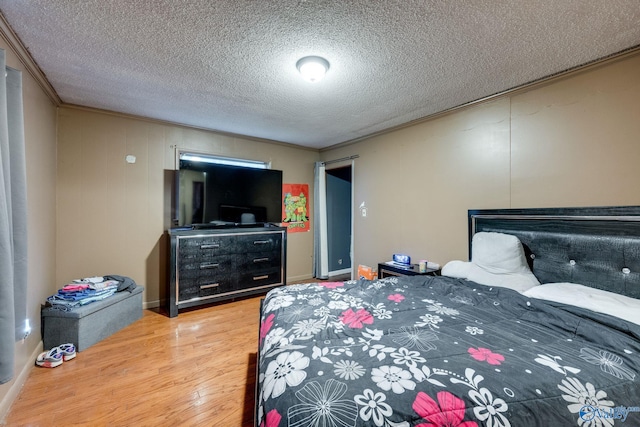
[313, 162, 328, 279]
[0, 49, 27, 384]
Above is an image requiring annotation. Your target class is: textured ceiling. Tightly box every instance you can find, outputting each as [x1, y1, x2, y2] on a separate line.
[1, 1, 639, 149]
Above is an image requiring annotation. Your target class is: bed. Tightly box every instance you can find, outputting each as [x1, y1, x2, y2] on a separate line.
[256, 206, 640, 427]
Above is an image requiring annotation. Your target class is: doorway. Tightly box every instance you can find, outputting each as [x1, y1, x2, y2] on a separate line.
[325, 165, 352, 277]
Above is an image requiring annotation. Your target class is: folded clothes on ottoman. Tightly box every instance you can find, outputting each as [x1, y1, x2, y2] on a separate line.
[41, 276, 143, 351]
[45, 274, 137, 311]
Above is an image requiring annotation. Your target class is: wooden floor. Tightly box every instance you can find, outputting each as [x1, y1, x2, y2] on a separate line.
[5, 296, 264, 427]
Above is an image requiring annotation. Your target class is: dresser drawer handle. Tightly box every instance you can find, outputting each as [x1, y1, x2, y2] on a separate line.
[200, 283, 219, 289]
[253, 257, 270, 263]
[201, 244, 220, 249]
[253, 240, 269, 245]
[253, 275, 269, 281]
[200, 263, 220, 269]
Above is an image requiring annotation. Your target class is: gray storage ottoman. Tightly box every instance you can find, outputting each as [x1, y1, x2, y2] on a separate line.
[41, 285, 144, 351]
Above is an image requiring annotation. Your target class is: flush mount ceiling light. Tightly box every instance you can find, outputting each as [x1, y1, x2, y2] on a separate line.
[296, 56, 330, 83]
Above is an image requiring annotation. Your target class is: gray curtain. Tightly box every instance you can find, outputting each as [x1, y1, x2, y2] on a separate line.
[313, 162, 328, 279]
[0, 49, 27, 384]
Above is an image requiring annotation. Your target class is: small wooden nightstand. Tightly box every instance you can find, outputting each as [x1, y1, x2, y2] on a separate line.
[378, 262, 441, 278]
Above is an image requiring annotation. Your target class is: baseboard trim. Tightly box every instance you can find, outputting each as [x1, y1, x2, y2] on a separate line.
[286, 274, 313, 284]
[143, 299, 160, 310]
[0, 341, 43, 425]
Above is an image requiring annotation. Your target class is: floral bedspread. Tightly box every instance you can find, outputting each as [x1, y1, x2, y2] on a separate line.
[256, 276, 640, 427]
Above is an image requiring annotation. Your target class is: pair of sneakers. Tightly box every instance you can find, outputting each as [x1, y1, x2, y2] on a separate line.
[35, 343, 76, 368]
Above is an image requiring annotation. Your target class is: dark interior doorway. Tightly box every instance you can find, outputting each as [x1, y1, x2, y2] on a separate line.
[325, 165, 352, 275]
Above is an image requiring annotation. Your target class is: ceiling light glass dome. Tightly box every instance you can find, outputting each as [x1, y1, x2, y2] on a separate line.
[296, 56, 330, 82]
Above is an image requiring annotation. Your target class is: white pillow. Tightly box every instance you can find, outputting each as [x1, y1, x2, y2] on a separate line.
[441, 232, 540, 292]
[471, 232, 531, 274]
[523, 283, 640, 326]
[466, 264, 539, 293]
[441, 260, 472, 278]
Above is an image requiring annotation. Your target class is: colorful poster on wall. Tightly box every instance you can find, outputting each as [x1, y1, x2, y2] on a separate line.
[282, 183, 310, 233]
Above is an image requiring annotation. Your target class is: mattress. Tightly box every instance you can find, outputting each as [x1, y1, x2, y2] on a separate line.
[256, 275, 640, 426]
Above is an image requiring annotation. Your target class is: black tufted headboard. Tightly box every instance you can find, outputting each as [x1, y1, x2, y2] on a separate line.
[468, 206, 640, 299]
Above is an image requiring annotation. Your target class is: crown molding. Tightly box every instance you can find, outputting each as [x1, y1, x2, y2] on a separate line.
[0, 12, 61, 105]
[322, 45, 640, 152]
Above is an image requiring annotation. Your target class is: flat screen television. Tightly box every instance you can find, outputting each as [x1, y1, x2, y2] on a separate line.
[176, 159, 283, 227]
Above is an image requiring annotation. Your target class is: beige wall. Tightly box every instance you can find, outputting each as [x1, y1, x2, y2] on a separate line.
[56, 108, 319, 306]
[0, 44, 57, 415]
[322, 52, 640, 271]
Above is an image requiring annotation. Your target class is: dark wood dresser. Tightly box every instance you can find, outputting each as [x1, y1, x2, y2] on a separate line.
[168, 226, 286, 317]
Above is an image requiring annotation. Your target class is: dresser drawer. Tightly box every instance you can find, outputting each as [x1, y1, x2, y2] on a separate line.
[177, 235, 237, 258]
[237, 251, 282, 273]
[237, 269, 282, 290]
[178, 274, 236, 300]
[237, 233, 281, 253]
[177, 254, 235, 279]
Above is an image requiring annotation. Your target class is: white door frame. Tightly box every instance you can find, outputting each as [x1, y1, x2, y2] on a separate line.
[324, 160, 355, 279]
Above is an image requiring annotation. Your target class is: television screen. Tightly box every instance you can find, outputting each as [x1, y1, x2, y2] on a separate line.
[177, 160, 283, 227]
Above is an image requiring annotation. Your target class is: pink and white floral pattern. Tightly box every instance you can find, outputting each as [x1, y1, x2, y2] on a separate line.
[468, 347, 505, 365]
[257, 276, 639, 427]
[413, 391, 478, 427]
